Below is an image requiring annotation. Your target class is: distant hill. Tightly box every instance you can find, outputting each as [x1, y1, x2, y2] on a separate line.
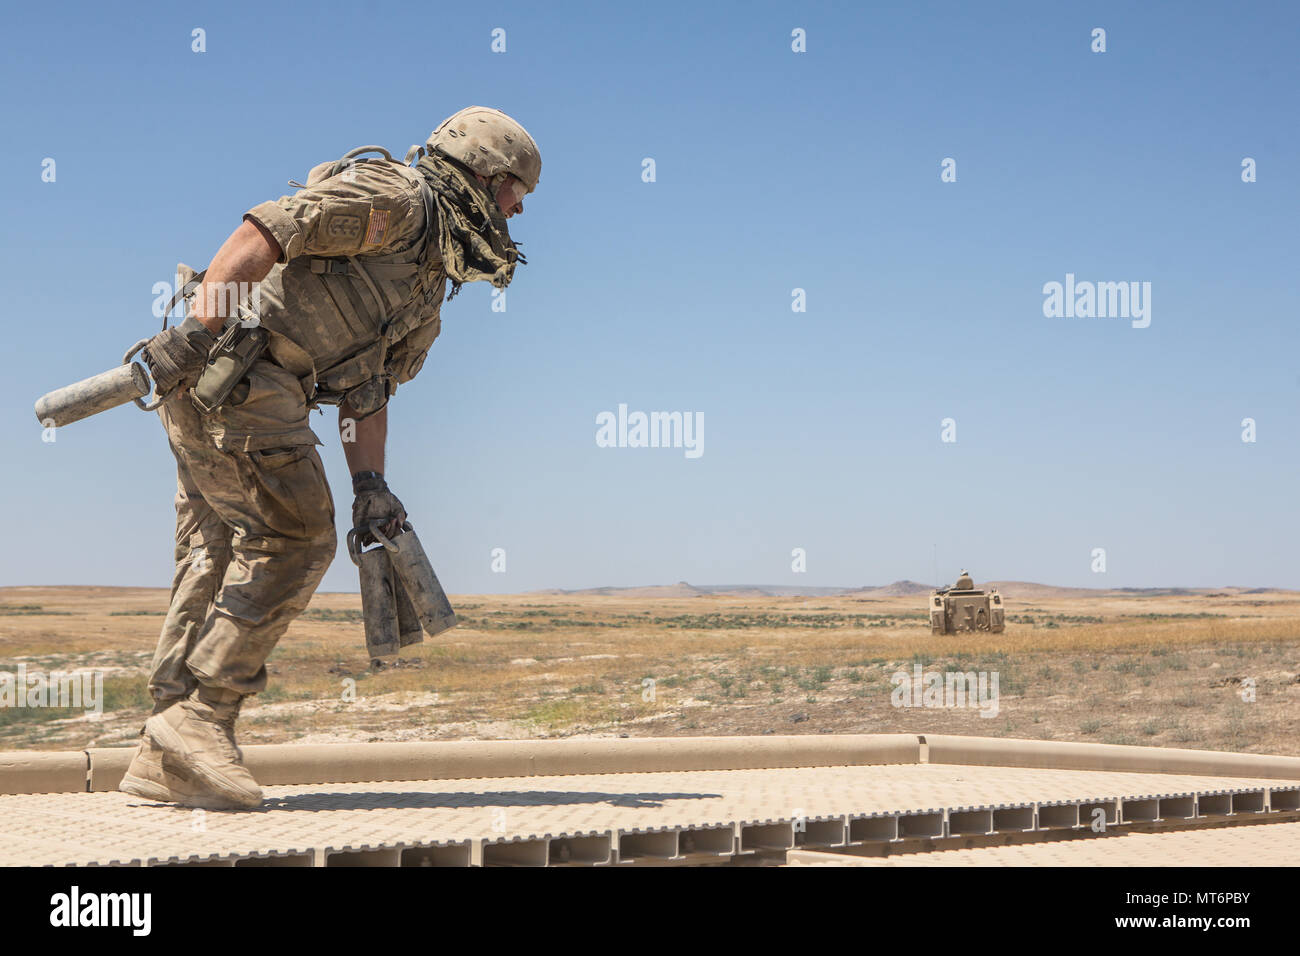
[980, 581, 1110, 599]
[695, 584, 855, 597]
[852, 580, 935, 597]
[537, 581, 859, 598]
[533, 581, 709, 598]
[531, 580, 1298, 599]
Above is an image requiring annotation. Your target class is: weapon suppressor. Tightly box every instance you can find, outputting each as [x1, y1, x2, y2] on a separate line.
[35, 361, 150, 428]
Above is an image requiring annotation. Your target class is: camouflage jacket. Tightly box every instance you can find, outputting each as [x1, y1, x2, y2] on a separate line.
[243, 153, 447, 417]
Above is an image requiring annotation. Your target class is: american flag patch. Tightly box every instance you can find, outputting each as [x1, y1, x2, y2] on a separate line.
[364, 208, 390, 245]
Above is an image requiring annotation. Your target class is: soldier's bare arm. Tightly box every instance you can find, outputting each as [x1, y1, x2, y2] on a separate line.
[141, 218, 282, 393]
[340, 401, 406, 537]
[191, 219, 282, 334]
[339, 399, 386, 476]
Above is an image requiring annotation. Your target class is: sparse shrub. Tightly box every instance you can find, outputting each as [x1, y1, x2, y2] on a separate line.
[1170, 723, 1198, 743]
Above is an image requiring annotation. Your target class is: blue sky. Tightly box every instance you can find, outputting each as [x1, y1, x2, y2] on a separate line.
[2, 0, 1297, 593]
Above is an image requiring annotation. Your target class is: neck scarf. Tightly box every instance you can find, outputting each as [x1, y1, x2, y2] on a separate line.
[416, 153, 526, 300]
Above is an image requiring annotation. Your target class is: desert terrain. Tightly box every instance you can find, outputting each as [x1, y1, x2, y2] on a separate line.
[1, 582, 1297, 755]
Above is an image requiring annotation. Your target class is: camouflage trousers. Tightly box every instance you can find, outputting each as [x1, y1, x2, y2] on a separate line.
[148, 362, 336, 702]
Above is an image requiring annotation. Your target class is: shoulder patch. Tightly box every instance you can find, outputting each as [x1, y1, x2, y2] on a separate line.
[364, 208, 391, 246]
[325, 214, 362, 240]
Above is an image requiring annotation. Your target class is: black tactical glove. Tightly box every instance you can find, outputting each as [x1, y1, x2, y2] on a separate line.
[352, 473, 407, 543]
[141, 314, 217, 395]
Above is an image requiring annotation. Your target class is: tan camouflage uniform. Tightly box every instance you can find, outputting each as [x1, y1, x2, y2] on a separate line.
[148, 159, 446, 705]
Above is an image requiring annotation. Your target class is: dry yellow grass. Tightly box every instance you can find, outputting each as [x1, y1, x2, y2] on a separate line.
[1, 585, 1297, 755]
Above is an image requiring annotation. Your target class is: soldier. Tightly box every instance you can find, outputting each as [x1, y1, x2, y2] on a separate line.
[117, 107, 540, 809]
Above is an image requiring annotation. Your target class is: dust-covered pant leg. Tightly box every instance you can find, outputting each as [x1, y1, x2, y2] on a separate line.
[146, 459, 232, 704]
[187, 445, 337, 695]
[155, 393, 336, 699]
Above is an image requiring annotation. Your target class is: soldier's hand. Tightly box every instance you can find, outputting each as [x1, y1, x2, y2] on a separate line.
[141, 315, 217, 395]
[352, 474, 407, 543]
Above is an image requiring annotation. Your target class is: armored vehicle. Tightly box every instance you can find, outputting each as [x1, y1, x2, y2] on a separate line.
[929, 570, 1005, 634]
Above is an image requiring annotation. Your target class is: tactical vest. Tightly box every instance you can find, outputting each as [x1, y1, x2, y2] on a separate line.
[255, 146, 447, 414]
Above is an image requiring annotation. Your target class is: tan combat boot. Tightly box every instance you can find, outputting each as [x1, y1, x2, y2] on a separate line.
[144, 686, 262, 809]
[119, 729, 247, 810]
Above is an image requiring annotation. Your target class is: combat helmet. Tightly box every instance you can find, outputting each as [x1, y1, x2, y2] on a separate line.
[427, 107, 541, 193]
